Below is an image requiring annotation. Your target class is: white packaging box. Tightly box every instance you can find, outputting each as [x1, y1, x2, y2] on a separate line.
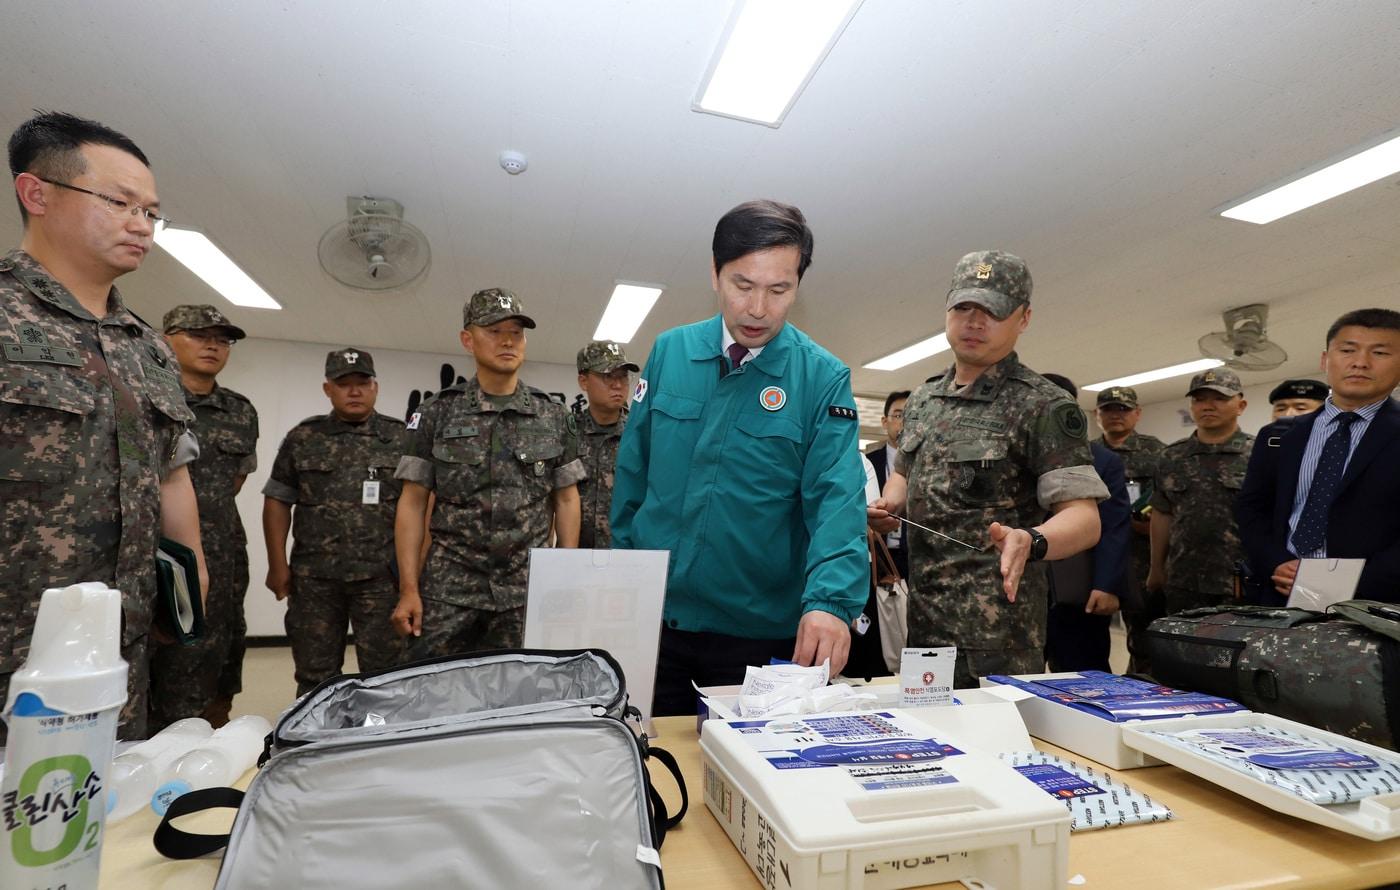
[979, 673, 1167, 770]
[1122, 711, 1400, 841]
[700, 709, 1070, 890]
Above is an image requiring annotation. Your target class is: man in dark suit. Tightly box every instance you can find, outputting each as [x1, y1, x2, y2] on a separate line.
[1237, 308, 1400, 605]
[1042, 375, 1132, 672]
[866, 390, 911, 576]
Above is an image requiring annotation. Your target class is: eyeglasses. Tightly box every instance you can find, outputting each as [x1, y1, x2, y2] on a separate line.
[176, 330, 236, 348]
[37, 177, 169, 229]
[886, 410, 904, 420]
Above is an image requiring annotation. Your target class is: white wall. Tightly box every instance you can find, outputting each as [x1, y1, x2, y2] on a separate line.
[1127, 375, 1327, 444]
[217, 337, 585, 636]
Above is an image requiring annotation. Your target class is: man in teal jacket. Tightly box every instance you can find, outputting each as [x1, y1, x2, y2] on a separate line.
[611, 199, 867, 715]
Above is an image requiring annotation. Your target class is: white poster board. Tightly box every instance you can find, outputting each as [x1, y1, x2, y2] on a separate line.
[524, 549, 669, 728]
[1287, 558, 1366, 612]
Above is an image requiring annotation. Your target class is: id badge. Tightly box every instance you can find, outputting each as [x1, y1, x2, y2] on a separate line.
[1126, 481, 1142, 503]
[362, 480, 381, 505]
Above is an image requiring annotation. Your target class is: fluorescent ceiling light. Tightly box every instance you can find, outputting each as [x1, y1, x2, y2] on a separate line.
[693, 0, 863, 127]
[862, 333, 950, 371]
[155, 227, 282, 310]
[1083, 358, 1224, 392]
[593, 283, 663, 343]
[1220, 129, 1400, 224]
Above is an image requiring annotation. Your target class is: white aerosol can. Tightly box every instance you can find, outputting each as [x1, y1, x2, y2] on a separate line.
[0, 582, 128, 890]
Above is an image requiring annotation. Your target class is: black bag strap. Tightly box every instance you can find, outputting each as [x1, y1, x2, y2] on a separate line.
[644, 745, 688, 849]
[153, 786, 245, 859]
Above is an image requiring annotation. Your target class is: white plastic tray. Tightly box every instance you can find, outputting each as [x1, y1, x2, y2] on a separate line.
[1122, 711, 1400, 841]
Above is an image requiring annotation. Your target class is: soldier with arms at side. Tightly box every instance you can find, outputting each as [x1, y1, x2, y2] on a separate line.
[570, 340, 638, 549]
[263, 349, 409, 695]
[150, 304, 257, 729]
[1147, 368, 1254, 616]
[870, 251, 1106, 689]
[392, 289, 584, 657]
[1, 111, 205, 740]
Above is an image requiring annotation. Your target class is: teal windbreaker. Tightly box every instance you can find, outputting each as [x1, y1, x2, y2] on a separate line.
[610, 315, 868, 639]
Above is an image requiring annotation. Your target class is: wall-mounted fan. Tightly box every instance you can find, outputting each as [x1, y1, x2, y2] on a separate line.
[317, 196, 430, 290]
[1198, 303, 1288, 372]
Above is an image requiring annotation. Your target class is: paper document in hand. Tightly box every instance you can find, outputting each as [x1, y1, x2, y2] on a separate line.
[1287, 558, 1366, 611]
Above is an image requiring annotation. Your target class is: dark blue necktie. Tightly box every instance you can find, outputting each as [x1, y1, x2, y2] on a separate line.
[1292, 412, 1360, 555]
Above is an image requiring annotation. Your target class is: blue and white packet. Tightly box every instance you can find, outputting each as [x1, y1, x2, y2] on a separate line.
[1001, 751, 1172, 831]
[985, 671, 1245, 722]
[1143, 725, 1400, 805]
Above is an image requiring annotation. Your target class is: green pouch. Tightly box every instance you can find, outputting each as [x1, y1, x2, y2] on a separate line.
[155, 537, 206, 645]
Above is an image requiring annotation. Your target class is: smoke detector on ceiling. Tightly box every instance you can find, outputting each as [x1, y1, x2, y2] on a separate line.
[499, 150, 528, 175]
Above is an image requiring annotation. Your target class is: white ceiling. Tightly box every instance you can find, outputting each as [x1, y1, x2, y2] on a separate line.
[4, 0, 1399, 411]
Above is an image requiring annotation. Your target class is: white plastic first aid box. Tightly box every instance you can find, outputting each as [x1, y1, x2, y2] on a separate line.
[699, 709, 1070, 890]
[978, 671, 1248, 770]
[980, 673, 1400, 841]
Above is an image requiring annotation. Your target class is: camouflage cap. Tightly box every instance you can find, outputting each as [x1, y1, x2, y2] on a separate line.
[577, 340, 639, 374]
[946, 250, 1032, 320]
[1268, 378, 1329, 404]
[1096, 386, 1140, 409]
[325, 347, 376, 380]
[162, 304, 247, 340]
[463, 287, 536, 329]
[1186, 367, 1243, 397]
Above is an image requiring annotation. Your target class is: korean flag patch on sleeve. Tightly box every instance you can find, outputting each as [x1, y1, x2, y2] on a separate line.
[407, 412, 422, 430]
[633, 378, 648, 403]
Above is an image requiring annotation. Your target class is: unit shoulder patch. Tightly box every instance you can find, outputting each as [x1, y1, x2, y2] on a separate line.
[1052, 402, 1088, 440]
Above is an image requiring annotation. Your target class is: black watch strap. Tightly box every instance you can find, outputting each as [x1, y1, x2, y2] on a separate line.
[1025, 528, 1049, 562]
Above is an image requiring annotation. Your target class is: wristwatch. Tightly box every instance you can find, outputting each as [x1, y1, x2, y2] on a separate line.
[1024, 528, 1049, 562]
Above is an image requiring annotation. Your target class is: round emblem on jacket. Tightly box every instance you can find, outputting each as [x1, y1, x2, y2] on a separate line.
[760, 386, 787, 411]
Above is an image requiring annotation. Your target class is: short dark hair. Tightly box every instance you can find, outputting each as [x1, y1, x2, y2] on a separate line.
[8, 110, 150, 223]
[712, 199, 814, 280]
[1326, 308, 1400, 347]
[884, 390, 911, 417]
[1042, 373, 1077, 397]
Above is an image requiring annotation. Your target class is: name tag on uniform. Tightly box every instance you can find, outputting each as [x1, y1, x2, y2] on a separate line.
[362, 481, 380, 505]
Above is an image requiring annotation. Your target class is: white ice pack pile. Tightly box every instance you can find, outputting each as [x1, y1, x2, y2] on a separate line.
[736, 660, 877, 717]
[1141, 725, 1400, 805]
[1000, 751, 1172, 831]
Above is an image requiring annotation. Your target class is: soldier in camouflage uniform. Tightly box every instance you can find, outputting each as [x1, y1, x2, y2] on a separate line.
[870, 251, 1108, 689]
[393, 289, 584, 657]
[1093, 385, 1168, 673]
[1148, 368, 1254, 617]
[569, 340, 638, 548]
[150, 305, 258, 729]
[2, 111, 204, 740]
[263, 349, 409, 695]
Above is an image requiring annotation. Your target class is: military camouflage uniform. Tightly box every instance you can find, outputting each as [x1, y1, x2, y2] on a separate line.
[1150, 428, 1254, 615]
[0, 249, 194, 740]
[264, 393, 410, 695]
[1093, 387, 1168, 673]
[149, 382, 257, 729]
[570, 340, 638, 549]
[395, 378, 585, 657]
[572, 411, 626, 548]
[898, 353, 1107, 688]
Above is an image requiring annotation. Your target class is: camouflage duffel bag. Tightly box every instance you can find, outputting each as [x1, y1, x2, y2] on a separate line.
[1144, 601, 1400, 750]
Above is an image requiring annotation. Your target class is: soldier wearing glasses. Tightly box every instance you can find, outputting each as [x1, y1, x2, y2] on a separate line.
[149, 304, 258, 730]
[569, 340, 639, 548]
[2, 111, 205, 740]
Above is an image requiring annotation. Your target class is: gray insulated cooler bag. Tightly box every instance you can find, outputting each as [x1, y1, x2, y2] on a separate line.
[1144, 602, 1400, 750]
[154, 649, 687, 889]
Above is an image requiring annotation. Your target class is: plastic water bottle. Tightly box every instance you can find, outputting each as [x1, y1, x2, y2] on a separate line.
[106, 717, 213, 822]
[0, 582, 128, 890]
[152, 715, 271, 815]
